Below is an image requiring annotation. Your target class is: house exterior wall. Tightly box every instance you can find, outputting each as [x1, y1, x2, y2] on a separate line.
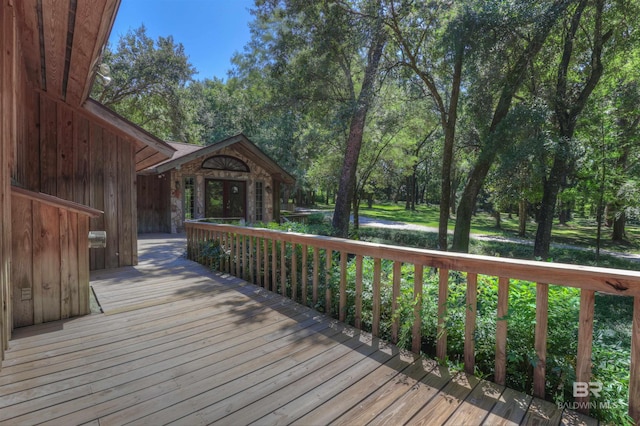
[166, 146, 275, 233]
[0, 0, 20, 362]
[13, 91, 138, 271]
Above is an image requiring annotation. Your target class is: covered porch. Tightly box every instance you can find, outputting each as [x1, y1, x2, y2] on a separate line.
[0, 235, 594, 425]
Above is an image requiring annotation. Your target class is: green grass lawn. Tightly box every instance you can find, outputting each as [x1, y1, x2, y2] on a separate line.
[356, 203, 640, 254]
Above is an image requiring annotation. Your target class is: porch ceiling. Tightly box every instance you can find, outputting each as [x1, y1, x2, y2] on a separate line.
[15, 0, 121, 107]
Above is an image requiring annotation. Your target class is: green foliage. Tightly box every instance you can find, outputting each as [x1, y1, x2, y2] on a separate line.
[92, 25, 198, 142]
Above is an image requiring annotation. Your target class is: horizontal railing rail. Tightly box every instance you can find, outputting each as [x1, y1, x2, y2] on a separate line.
[185, 221, 640, 422]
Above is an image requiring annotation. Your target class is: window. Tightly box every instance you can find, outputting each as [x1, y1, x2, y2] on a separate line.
[184, 177, 195, 219]
[201, 155, 249, 172]
[255, 181, 264, 222]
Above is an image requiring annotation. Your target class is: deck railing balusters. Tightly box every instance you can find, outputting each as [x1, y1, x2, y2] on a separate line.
[185, 222, 640, 422]
[495, 276, 510, 386]
[391, 261, 401, 344]
[436, 268, 449, 361]
[281, 241, 287, 297]
[412, 264, 423, 354]
[325, 250, 332, 316]
[533, 282, 549, 398]
[339, 251, 347, 322]
[271, 239, 277, 293]
[576, 289, 595, 413]
[372, 258, 381, 337]
[301, 244, 308, 306]
[355, 255, 363, 330]
[312, 247, 319, 306]
[291, 244, 298, 302]
[464, 273, 478, 375]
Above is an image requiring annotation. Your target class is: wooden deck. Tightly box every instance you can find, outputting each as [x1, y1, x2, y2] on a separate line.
[0, 234, 597, 425]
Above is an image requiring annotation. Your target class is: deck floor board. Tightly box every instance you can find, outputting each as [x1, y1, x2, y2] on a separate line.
[0, 234, 596, 425]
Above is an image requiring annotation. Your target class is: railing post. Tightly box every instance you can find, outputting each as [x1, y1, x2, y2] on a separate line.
[325, 249, 332, 316]
[280, 240, 287, 296]
[534, 282, 549, 398]
[436, 268, 449, 361]
[464, 273, 478, 375]
[271, 240, 277, 293]
[391, 261, 401, 344]
[412, 264, 423, 354]
[495, 276, 509, 386]
[301, 244, 308, 306]
[372, 258, 381, 337]
[630, 295, 640, 423]
[262, 238, 268, 289]
[355, 255, 363, 330]
[312, 247, 319, 306]
[339, 251, 347, 322]
[576, 289, 595, 413]
[291, 244, 298, 302]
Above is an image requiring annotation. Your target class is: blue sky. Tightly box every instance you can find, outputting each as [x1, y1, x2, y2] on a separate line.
[109, 0, 255, 81]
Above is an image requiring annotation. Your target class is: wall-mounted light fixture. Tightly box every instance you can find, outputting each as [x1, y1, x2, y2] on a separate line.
[96, 63, 112, 86]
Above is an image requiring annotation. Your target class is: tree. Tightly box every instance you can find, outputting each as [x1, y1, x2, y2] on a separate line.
[533, 0, 613, 258]
[385, 1, 466, 250]
[92, 25, 197, 142]
[331, 1, 387, 237]
[451, 0, 574, 252]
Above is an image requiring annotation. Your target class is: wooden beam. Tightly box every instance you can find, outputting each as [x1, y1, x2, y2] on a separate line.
[14, 0, 42, 89]
[65, 0, 110, 106]
[12, 186, 102, 217]
[41, 0, 69, 99]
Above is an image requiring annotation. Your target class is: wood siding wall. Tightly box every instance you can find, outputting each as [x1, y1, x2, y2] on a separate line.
[137, 174, 171, 233]
[0, 0, 19, 365]
[11, 192, 92, 327]
[14, 93, 138, 270]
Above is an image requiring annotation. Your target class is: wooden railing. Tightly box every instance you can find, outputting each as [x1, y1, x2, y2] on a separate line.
[185, 221, 640, 422]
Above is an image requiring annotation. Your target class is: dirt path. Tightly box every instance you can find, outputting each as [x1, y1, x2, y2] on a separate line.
[355, 215, 640, 263]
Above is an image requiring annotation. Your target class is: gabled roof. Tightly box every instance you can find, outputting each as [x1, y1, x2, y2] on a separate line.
[15, 1, 176, 170]
[15, 0, 122, 106]
[145, 134, 296, 184]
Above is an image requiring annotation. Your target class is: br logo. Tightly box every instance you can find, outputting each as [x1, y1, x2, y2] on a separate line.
[573, 382, 602, 398]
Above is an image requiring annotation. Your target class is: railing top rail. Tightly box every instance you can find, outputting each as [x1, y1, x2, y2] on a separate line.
[186, 221, 640, 297]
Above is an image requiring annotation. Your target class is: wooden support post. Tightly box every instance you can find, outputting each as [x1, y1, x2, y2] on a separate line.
[533, 282, 549, 398]
[312, 247, 319, 305]
[280, 240, 287, 297]
[412, 264, 423, 354]
[271, 239, 277, 293]
[372, 258, 382, 337]
[576, 289, 595, 413]
[465, 273, 478, 375]
[325, 249, 332, 316]
[339, 251, 347, 322]
[436, 268, 449, 361]
[291, 244, 298, 302]
[630, 295, 640, 423]
[355, 255, 363, 329]
[301, 244, 308, 306]
[391, 261, 401, 344]
[495, 276, 510, 386]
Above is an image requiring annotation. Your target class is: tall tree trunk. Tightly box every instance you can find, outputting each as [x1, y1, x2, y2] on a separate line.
[612, 211, 626, 242]
[533, 0, 609, 258]
[452, 0, 571, 252]
[332, 25, 386, 238]
[518, 199, 527, 236]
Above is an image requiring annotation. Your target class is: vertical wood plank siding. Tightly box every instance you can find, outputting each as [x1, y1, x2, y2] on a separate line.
[11, 192, 94, 326]
[186, 222, 640, 422]
[1, 0, 19, 365]
[15, 93, 138, 270]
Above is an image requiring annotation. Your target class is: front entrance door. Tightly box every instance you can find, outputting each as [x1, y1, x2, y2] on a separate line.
[205, 179, 246, 220]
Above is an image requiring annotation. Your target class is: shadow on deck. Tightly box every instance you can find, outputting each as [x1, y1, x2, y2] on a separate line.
[0, 234, 597, 425]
